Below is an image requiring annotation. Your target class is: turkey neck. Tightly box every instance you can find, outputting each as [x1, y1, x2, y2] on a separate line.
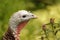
[16, 20, 29, 34]
[14, 20, 29, 40]
[2, 21, 29, 40]
[2, 27, 15, 40]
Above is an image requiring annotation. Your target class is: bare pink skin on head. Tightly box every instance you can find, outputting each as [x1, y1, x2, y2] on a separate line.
[15, 20, 29, 40]
[16, 20, 29, 34]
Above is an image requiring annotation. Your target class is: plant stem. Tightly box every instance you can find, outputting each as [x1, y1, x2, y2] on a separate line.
[44, 30, 49, 40]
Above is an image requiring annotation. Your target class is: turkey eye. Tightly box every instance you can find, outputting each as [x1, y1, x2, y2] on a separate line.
[22, 15, 26, 18]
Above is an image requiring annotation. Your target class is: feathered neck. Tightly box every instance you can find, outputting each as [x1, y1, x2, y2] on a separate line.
[2, 20, 29, 40]
[2, 27, 15, 40]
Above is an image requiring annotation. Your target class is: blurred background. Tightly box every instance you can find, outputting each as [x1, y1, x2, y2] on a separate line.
[0, 0, 60, 40]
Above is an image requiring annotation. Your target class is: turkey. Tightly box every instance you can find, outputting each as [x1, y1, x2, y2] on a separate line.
[2, 10, 37, 40]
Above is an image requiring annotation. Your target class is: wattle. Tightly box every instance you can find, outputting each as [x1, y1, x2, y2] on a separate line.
[16, 20, 29, 34]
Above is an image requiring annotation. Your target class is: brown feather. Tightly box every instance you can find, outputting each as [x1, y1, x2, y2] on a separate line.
[2, 27, 15, 40]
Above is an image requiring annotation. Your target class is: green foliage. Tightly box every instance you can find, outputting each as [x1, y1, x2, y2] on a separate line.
[0, 0, 60, 40]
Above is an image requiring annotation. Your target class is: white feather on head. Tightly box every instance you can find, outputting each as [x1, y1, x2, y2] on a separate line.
[9, 10, 37, 33]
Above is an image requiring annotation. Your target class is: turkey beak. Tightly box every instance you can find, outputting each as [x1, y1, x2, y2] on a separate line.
[31, 14, 37, 19]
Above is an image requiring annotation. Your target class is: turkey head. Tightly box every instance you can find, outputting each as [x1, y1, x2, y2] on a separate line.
[3, 10, 37, 40]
